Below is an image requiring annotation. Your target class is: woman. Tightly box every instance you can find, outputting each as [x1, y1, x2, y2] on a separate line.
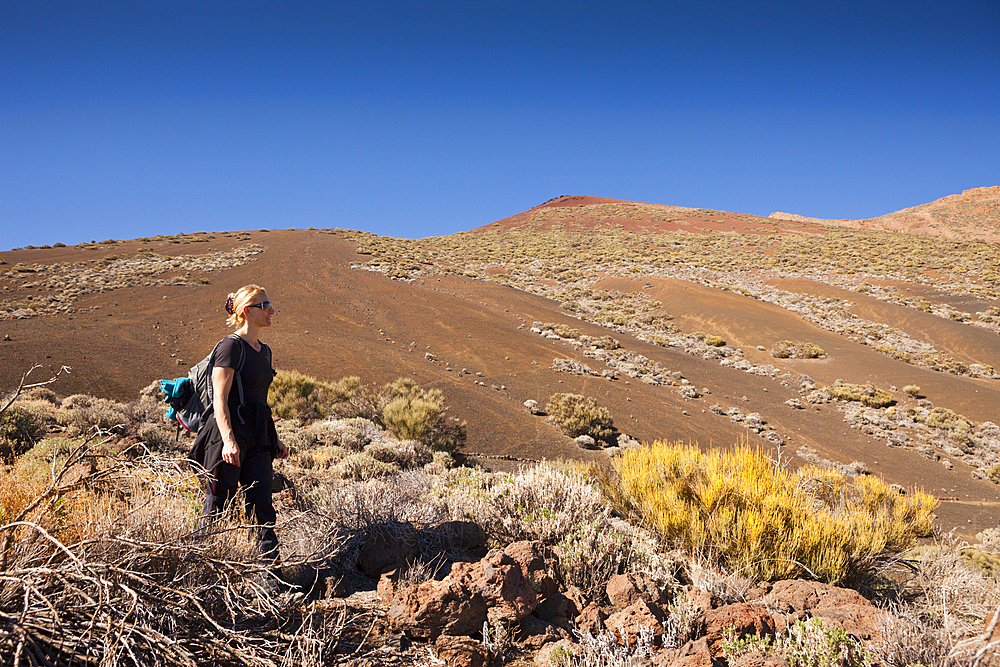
[196, 284, 288, 561]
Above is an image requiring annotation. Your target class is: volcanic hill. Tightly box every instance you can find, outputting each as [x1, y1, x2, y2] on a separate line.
[3, 188, 1000, 539]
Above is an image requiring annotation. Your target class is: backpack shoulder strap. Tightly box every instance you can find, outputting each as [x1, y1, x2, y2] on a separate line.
[227, 333, 248, 419]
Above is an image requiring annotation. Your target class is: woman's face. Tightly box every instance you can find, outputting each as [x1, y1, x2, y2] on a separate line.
[244, 292, 275, 327]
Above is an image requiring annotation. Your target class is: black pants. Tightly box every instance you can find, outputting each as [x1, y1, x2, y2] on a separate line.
[200, 443, 278, 561]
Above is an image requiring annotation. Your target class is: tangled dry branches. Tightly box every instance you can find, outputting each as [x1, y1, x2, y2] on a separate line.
[0, 441, 351, 666]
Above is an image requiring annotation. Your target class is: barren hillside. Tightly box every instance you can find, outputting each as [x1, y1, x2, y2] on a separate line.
[3, 191, 1000, 539]
[771, 186, 1000, 241]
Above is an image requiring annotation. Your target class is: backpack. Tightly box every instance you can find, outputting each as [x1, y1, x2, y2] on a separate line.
[160, 334, 261, 434]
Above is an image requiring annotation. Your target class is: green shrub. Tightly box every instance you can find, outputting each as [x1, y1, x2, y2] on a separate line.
[605, 441, 937, 584]
[921, 407, 973, 434]
[0, 404, 48, 458]
[826, 382, 894, 408]
[961, 548, 1000, 578]
[703, 335, 726, 347]
[380, 379, 466, 453]
[722, 617, 871, 667]
[268, 371, 359, 422]
[545, 393, 614, 442]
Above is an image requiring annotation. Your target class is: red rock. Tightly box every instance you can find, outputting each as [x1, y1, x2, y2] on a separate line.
[387, 550, 537, 639]
[534, 592, 576, 628]
[682, 587, 722, 615]
[606, 572, 666, 611]
[764, 580, 869, 613]
[359, 522, 419, 579]
[504, 540, 561, 600]
[651, 637, 713, 667]
[518, 614, 571, 649]
[388, 578, 489, 639]
[700, 603, 776, 656]
[728, 651, 790, 667]
[605, 599, 666, 640]
[434, 635, 490, 667]
[377, 568, 402, 606]
[576, 602, 608, 635]
[810, 603, 886, 641]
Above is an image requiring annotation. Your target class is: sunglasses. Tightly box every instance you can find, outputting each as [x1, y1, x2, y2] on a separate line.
[247, 301, 272, 310]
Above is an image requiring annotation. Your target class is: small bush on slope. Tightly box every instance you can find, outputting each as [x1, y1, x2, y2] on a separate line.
[602, 441, 936, 584]
[268, 370, 359, 422]
[0, 404, 48, 458]
[771, 340, 825, 359]
[826, 382, 894, 408]
[545, 393, 614, 442]
[380, 378, 466, 453]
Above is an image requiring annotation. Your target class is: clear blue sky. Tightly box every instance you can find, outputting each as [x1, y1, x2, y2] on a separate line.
[2, 1, 998, 251]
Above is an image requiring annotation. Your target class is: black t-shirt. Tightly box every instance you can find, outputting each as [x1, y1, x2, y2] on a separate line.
[214, 335, 273, 417]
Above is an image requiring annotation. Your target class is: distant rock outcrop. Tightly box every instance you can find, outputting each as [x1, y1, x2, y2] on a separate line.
[771, 186, 1000, 240]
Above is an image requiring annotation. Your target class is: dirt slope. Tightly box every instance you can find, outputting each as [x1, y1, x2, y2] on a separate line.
[771, 186, 1000, 241]
[3, 194, 1000, 539]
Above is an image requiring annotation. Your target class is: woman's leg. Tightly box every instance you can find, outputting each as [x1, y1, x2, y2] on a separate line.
[199, 459, 241, 527]
[240, 448, 278, 561]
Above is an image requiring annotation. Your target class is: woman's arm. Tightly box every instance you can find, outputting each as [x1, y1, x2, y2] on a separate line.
[212, 365, 240, 466]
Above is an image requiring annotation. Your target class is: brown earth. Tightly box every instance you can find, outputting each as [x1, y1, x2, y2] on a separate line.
[771, 186, 1000, 241]
[3, 194, 1000, 541]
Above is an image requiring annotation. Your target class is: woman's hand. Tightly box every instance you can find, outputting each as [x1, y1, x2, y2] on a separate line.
[222, 439, 241, 466]
[277, 440, 289, 459]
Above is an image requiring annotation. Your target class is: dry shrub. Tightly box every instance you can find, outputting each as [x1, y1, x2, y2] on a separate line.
[292, 444, 348, 470]
[436, 464, 672, 600]
[0, 442, 336, 666]
[23, 387, 59, 404]
[539, 322, 582, 339]
[545, 393, 614, 442]
[867, 544, 1000, 666]
[338, 453, 399, 480]
[902, 384, 921, 397]
[921, 406, 973, 433]
[307, 417, 382, 451]
[826, 382, 894, 408]
[771, 340, 825, 359]
[65, 397, 130, 435]
[605, 441, 937, 584]
[579, 334, 621, 349]
[61, 393, 95, 409]
[364, 440, 432, 469]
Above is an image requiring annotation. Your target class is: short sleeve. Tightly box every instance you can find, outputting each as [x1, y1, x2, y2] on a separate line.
[214, 336, 242, 370]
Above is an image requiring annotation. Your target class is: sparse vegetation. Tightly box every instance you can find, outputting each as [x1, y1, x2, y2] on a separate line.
[722, 617, 871, 667]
